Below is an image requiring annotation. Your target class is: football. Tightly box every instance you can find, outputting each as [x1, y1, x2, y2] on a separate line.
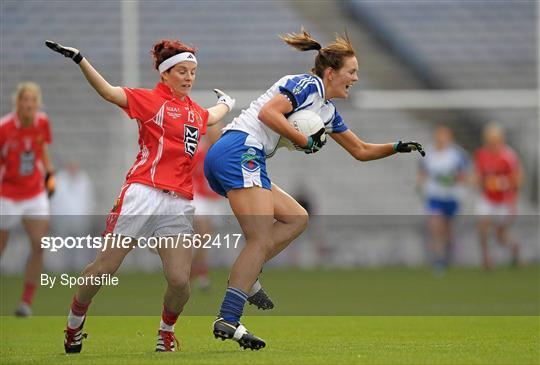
[279, 109, 327, 151]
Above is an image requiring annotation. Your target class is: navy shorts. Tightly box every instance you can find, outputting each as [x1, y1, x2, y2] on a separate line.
[204, 130, 271, 197]
[426, 198, 459, 217]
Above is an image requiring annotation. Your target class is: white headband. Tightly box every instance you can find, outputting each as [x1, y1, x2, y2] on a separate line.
[158, 52, 197, 73]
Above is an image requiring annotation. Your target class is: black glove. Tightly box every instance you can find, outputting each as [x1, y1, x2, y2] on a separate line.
[45, 40, 83, 64]
[394, 141, 425, 157]
[297, 127, 327, 154]
[45, 172, 56, 198]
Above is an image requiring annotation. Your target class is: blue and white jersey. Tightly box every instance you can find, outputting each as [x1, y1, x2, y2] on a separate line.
[421, 144, 469, 200]
[222, 74, 348, 157]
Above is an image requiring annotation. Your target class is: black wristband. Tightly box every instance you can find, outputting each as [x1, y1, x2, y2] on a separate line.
[73, 52, 83, 64]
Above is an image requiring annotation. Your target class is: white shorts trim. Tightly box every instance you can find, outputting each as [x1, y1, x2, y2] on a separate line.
[0, 192, 49, 230]
[475, 196, 515, 224]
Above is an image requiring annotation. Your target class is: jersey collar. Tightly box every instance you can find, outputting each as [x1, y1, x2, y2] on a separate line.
[155, 82, 175, 100]
[155, 82, 190, 103]
[13, 112, 38, 129]
[313, 75, 325, 100]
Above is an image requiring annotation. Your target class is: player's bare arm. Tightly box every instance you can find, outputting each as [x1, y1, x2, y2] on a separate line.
[332, 130, 425, 161]
[78, 59, 127, 107]
[258, 94, 309, 147]
[331, 130, 394, 161]
[514, 161, 524, 189]
[41, 143, 54, 175]
[45, 40, 127, 108]
[42, 144, 56, 197]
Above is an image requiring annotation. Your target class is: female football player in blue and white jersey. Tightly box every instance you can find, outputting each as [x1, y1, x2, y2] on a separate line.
[417, 125, 469, 274]
[204, 29, 425, 349]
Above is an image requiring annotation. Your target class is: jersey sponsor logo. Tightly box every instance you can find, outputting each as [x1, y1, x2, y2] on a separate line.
[184, 125, 200, 157]
[19, 151, 35, 176]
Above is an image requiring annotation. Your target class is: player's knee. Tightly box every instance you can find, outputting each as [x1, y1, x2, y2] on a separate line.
[261, 238, 275, 254]
[495, 229, 508, 245]
[295, 208, 309, 232]
[167, 273, 190, 293]
[87, 259, 119, 277]
[29, 245, 44, 257]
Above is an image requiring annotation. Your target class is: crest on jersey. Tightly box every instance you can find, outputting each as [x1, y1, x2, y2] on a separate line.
[184, 125, 200, 157]
[241, 148, 260, 172]
[293, 85, 303, 95]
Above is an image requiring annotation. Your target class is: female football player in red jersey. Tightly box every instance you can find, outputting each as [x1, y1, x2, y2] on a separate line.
[474, 123, 523, 270]
[0, 82, 56, 317]
[46, 39, 234, 353]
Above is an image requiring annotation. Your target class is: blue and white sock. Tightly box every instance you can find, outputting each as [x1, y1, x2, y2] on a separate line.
[219, 287, 248, 324]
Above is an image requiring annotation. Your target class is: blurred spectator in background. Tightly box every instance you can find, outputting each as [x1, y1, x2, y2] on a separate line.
[417, 125, 469, 274]
[474, 123, 523, 270]
[191, 123, 228, 291]
[0, 82, 55, 316]
[50, 160, 95, 270]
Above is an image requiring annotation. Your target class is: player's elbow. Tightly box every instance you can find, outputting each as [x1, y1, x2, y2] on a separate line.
[101, 86, 123, 105]
[353, 149, 369, 162]
[102, 90, 117, 103]
[258, 105, 273, 126]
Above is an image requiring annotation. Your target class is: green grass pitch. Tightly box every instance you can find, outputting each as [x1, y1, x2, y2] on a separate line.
[1, 267, 539, 364]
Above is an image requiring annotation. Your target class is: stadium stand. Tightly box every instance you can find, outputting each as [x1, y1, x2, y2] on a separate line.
[343, 0, 538, 205]
[344, 1, 537, 90]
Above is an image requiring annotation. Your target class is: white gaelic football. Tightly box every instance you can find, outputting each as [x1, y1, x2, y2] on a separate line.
[278, 109, 326, 151]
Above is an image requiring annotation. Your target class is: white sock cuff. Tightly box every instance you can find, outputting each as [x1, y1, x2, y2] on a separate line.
[160, 319, 175, 332]
[248, 278, 262, 297]
[67, 310, 85, 330]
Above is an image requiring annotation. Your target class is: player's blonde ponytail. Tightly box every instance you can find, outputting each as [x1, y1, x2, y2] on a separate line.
[281, 28, 356, 78]
[280, 27, 322, 52]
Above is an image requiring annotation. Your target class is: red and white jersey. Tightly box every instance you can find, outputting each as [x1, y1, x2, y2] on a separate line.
[192, 140, 220, 200]
[0, 112, 52, 200]
[121, 82, 209, 200]
[474, 146, 520, 203]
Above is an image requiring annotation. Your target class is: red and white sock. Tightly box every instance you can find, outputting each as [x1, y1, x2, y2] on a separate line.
[21, 281, 36, 306]
[160, 306, 179, 332]
[67, 296, 90, 329]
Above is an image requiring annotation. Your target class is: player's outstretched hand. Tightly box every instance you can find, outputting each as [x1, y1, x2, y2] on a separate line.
[394, 141, 425, 157]
[301, 127, 327, 154]
[213, 89, 235, 111]
[45, 40, 83, 64]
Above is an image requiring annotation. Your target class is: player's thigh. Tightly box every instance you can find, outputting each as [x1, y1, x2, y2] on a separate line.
[227, 187, 274, 240]
[22, 218, 49, 249]
[0, 230, 9, 254]
[194, 216, 213, 236]
[427, 214, 445, 233]
[271, 183, 308, 224]
[90, 236, 135, 273]
[157, 242, 193, 283]
[494, 224, 512, 245]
